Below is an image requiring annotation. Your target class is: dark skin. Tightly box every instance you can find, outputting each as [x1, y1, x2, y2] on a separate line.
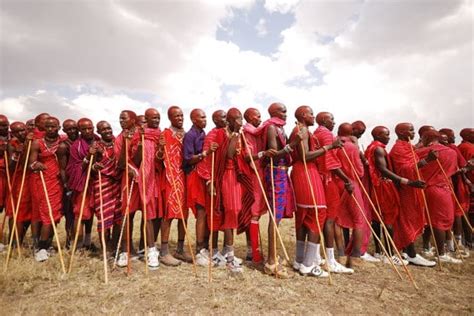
[159, 107, 188, 256]
[26, 119, 35, 134]
[212, 110, 227, 128]
[265, 103, 302, 265]
[62, 120, 79, 143]
[294, 107, 342, 247]
[118, 111, 137, 175]
[244, 109, 277, 163]
[29, 118, 64, 247]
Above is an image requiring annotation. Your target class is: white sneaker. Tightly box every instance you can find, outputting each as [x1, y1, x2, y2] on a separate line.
[35, 249, 49, 262]
[299, 263, 328, 278]
[196, 249, 211, 266]
[147, 247, 159, 269]
[439, 254, 462, 264]
[212, 251, 227, 267]
[293, 260, 302, 271]
[360, 252, 381, 263]
[383, 255, 408, 266]
[328, 260, 354, 274]
[406, 254, 436, 267]
[422, 247, 435, 258]
[222, 251, 243, 265]
[117, 252, 128, 268]
[373, 252, 383, 260]
[401, 252, 409, 260]
[226, 260, 243, 273]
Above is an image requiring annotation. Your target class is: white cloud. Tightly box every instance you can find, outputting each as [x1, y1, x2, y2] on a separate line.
[256, 18, 268, 37]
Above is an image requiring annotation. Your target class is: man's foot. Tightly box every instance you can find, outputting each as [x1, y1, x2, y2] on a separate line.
[373, 252, 383, 260]
[328, 260, 354, 274]
[117, 252, 128, 267]
[360, 252, 381, 263]
[160, 253, 182, 266]
[346, 256, 370, 269]
[453, 244, 470, 258]
[439, 254, 462, 264]
[196, 249, 211, 266]
[337, 255, 347, 265]
[292, 260, 302, 271]
[212, 252, 227, 267]
[147, 248, 160, 270]
[174, 250, 193, 263]
[263, 262, 289, 278]
[383, 255, 408, 266]
[223, 252, 243, 265]
[84, 243, 99, 253]
[227, 260, 244, 274]
[299, 263, 328, 278]
[406, 254, 436, 267]
[35, 249, 49, 262]
[422, 247, 435, 258]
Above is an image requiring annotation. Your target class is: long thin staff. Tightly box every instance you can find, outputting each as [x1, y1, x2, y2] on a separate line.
[68, 155, 94, 274]
[436, 159, 474, 232]
[141, 134, 149, 274]
[125, 138, 133, 276]
[408, 145, 442, 270]
[269, 158, 278, 277]
[163, 144, 197, 277]
[0, 211, 6, 244]
[240, 132, 290, 262]
[98, 172, 109, 284]
[4, 140, 31, 270]
[208, 151, 215, 283]
[113, 178, 135, 269]
[39, 171, 66, 273]
[296, 124, 332, 285]
[4, 152, 21, 256]
[349, 193, 403, 279]
[341, 147, 418, 289]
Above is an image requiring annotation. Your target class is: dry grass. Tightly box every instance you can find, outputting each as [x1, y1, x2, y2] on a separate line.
[1, 215, 473, 315]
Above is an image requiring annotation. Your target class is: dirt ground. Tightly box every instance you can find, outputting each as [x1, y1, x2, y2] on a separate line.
[0, 215, 473, 315]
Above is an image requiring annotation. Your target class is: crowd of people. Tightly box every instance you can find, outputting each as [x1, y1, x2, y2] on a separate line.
[0, 103, 472, 279]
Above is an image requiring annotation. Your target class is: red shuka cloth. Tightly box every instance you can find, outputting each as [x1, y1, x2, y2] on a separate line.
[390, 140, 425, 249]
[337, 137, 365, 230]
[365, 140, 400, 225]
[5, 138, 32, 223]
[447, 143, 469, 215]
[417, 144, 457, 230]
[289, 126, 326, 233]
[34, 138, 63, 225]
[162, 128, 186, 219]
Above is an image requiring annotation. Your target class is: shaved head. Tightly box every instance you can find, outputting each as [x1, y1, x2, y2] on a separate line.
[190, 108, 204, 120]
[295, 105, 310, 121]
[315, 112, 331, 125]
[422, 129, 440, 146]
[268, 102, 284, 116]
[439, 128, 454, 138]
[10, 121, 25, 131]
[77, 118, 93, 127]
[244, 108, 258, 122]
[371, 126, 388, 138]
[62, 119, 76, 128]
[145, 108, 159, 117]
[418, 125, 435, 137]
[337, 123, 353, 137]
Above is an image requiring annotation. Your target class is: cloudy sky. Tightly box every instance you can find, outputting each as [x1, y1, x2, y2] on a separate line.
[0, 0, 472, 146]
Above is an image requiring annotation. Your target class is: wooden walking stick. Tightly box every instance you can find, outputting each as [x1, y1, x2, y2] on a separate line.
[349, 193, 403, 279]
[4, 140, 31, 270]
[408, 144, 442, 270]
[39, 171, 66, 273]
[341, 147, 419, 289]
[240, 132, 290, 262]
[68, 155, 94, 274]
[269, 158, 278, 277]
[4, 152, 21, 257]
[208, 151, 215, 283]
[296, 123, 332, 284]
[113, 178, 135, 269]
[163, 145, 197, 277]
[124, 138, 132, 275]
[141, 134, 149, 274]
[0, 211, 6, 244]
[98, 172, 109, 284]
[436, 159, 474, 232]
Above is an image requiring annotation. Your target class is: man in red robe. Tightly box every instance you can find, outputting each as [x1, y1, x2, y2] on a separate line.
[5, 122, 31, 246]
[390, 123, 436, 267]
[365, 126, 424, 266]
[65, 118, 98, 251]
[290, 106, 337, 277]
[26, 119, 35, 134]
[458, 128, 474, 249]
[439, 128, 471, 256]
[196, 110, 228, 265]
[60, 119, 79, 247]
[183, 108, 218, 266]
[313, 112, 354, 273]
[29, 117, 64, 262]
[158, 106, 191, 265]
[417, 130, 463, 263]
[92, 121, 122, 252]
[0, 115, 10, 219]
[336, 123, 366, 268]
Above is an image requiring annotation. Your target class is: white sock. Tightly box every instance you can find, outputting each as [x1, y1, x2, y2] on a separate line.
[447, 240, 455, 252]
[327, 247, 335, 262]
[315, 243, 321, 264]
